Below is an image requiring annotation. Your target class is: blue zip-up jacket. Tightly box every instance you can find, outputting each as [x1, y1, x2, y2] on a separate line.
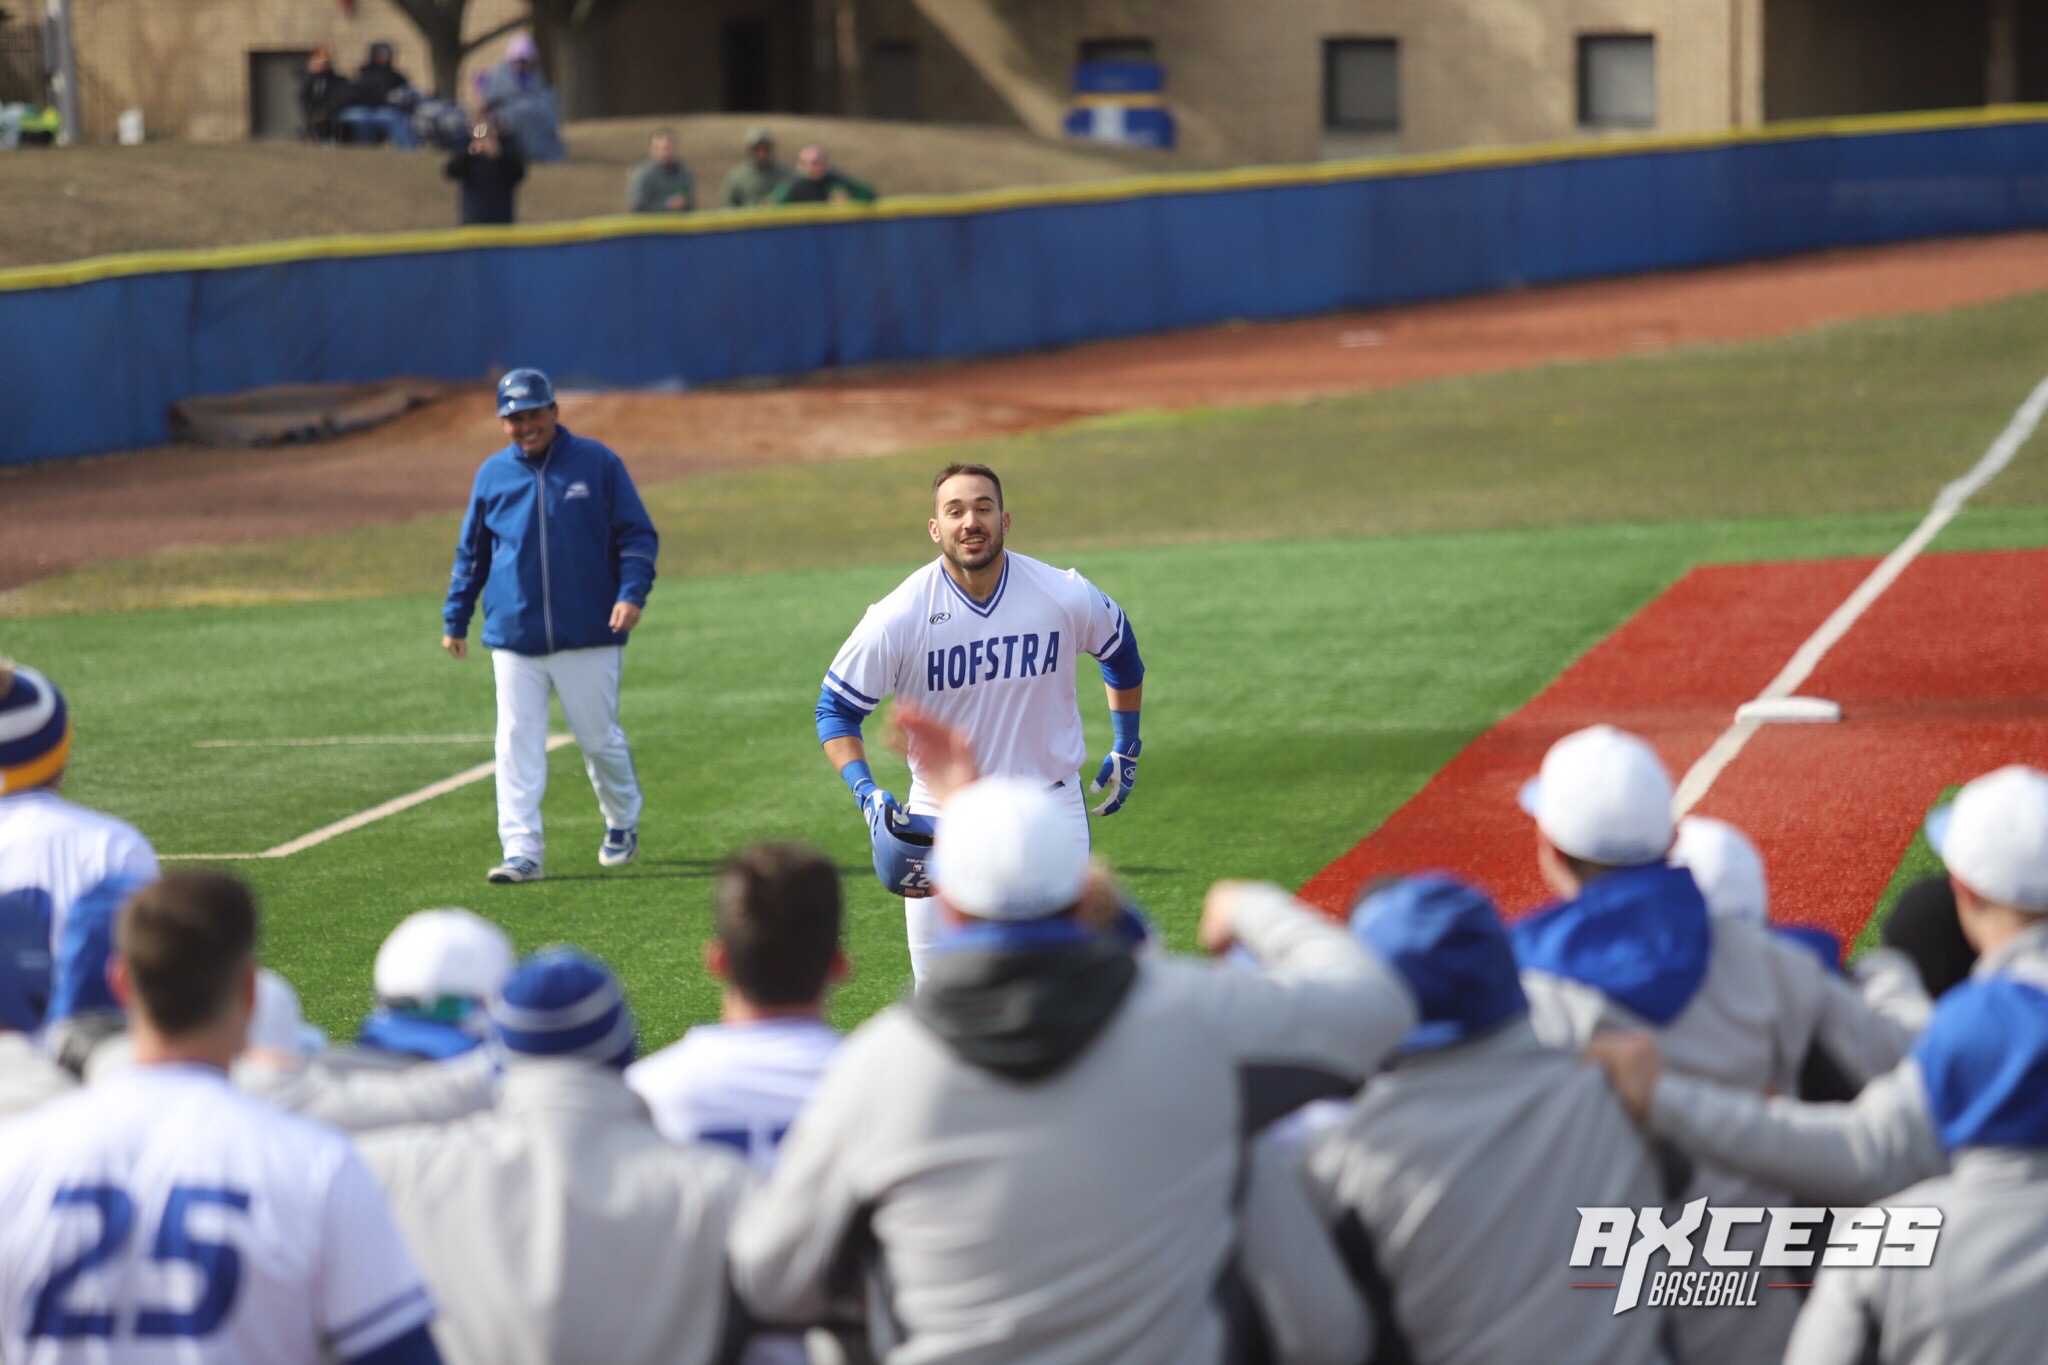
[443, 426, 658, 656]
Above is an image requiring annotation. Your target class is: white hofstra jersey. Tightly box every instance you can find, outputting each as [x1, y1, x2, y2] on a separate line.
[0, 790, 159, 953]
[0, 1064, 434, 1364]
[627, 1019, 841, 1173]
[824, 552, 1129, 803]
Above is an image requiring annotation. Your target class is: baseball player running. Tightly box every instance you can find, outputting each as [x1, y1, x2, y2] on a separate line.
[442, 369, 658, 885]
[814, 462, 1145, 981]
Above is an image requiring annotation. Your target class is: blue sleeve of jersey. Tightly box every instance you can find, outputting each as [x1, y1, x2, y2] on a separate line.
[816, 683, 867, 744]
[442, 476, 493, 638]
[1097, 616, 1145, 690]
[609, 459, 659, 607]
[345, 1323, 443, 1365]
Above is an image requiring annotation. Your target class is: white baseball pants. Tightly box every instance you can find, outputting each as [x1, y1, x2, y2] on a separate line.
[902, 778, 1089, 985]
[491, 646, 642, 865]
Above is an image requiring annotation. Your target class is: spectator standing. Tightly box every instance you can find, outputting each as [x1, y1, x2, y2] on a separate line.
[478, 34, 564, 162]
[1295, 875, 1677, 1365]
[337, 41, 420, 148]
[722, 126, 790, 207]
[358, 948, 755, 1365]
[770, 144, 876, 205]
[732, 765, 1414, 1363]
[627, 128, 694, 213]
[628, 843, 843, 1168]
[297, 46, 348, 141]
[444, 118, 525, 226]
[0, 872, 443, 1364]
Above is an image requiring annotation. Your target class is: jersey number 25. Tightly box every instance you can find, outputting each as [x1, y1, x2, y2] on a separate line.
[30, 1183, 252, 1340]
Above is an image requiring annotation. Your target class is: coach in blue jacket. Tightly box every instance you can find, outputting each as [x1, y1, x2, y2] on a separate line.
[441, 369, 658, 884]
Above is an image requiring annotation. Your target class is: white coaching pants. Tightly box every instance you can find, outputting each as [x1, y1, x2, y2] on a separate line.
[903, 779, 1090, 985]
[491, 646, 642, 864]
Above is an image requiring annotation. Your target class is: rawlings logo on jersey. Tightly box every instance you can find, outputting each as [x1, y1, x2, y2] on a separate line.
[929, 611, 951, 624]
[926, 631, 1060, 693]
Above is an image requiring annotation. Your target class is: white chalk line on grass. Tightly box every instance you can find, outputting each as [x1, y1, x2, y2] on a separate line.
[195, 734, 502, 749]
[162, 734, 573, 861]
[1672, 370, 2048, 817]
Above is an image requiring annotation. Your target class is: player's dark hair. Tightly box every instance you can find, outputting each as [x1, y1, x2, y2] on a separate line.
[117, 872, 258, 1036]
[933, 462, 1003, 510]
[715, 843, 842, 1008]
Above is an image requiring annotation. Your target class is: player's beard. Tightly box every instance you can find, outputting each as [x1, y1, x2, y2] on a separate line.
[946, 524, 1004, 572]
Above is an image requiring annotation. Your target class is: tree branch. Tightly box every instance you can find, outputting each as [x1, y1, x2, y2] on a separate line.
[459, 14, 530, 56]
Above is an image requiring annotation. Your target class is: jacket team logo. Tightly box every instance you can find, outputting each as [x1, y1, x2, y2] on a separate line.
[1571, 1200, 1941, 1314]
[565, 481, 590, 500]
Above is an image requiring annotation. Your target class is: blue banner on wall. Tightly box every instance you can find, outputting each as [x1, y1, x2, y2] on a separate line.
[6, 112, 2048, 467]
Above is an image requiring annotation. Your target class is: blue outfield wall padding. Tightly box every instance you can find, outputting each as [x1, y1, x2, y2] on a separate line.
[8, 112, 2048, 467]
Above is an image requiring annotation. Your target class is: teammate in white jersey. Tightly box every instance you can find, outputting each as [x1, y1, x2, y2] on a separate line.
[0, 662, 158, 962]
[815, 463, 1146, 980]
[628, 842, 845, 1170]
[0, 872, 441, 1365]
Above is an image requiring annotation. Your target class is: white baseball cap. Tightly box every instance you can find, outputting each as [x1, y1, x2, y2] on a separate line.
[931, 777, 1088, 921]
[1519, 725, 1675, 866]
[374, 908, 516, 1005]
[248, 969, 326, 1058]
[1926, 765, 2048, 913]
[1670, 816, 1769, 923]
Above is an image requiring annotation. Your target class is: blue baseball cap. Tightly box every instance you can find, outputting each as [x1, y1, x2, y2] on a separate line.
[496, 368, 555, 418]
[1351, 874, 1527, 1053]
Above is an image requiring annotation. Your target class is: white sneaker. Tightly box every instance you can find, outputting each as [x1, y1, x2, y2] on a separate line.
[599, 828, 638, 868]
[487, 856, 543, 884]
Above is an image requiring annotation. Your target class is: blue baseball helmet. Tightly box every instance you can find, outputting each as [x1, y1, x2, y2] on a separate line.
[873, 811, 940, 899]
[496, 368, 556, 417]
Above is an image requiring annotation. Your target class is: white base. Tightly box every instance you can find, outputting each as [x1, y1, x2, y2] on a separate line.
[1735, 696, 1842, 725]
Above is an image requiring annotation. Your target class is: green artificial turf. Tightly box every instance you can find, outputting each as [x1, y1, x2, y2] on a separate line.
[11, 287, 2048, 618]
[11, 507, 2047, 1045]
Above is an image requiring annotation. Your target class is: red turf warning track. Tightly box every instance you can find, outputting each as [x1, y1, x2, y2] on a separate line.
[1300, 548, 2048, 942]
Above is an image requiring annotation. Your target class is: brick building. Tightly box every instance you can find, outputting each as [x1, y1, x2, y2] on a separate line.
[25, 0, 2048, 155]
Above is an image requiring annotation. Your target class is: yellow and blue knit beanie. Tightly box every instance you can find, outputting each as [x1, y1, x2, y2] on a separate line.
[0, 662, 70, 795]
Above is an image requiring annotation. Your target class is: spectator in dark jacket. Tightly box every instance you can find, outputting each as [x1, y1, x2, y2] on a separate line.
[445, 120, 525, 226]
[770, 145, 876, 205]
[298, 47, 348, 142]
[338, 42, 419, 148]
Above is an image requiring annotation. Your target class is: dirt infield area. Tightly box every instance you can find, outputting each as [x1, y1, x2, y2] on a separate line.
[7, 230, 2048, 593]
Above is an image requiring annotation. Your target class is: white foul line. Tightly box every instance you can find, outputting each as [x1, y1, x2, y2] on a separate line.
[195, 734, 502, 749]
[1672, 371, 2048, 816]
[162, 735, 573, 861]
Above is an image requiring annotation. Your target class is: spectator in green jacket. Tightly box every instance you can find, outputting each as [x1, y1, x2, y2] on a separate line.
[626, 129, 694, 213]
[721, 126, 790, 207]
[770, 144, 877, 206]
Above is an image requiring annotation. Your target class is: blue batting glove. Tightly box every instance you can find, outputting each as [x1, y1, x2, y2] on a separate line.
[1090, 737, 1141, 817]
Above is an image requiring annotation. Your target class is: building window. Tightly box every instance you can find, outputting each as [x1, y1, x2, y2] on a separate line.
[1079, 38, 1156, 66]
[870, 40, 919, 121]
[1323, 38, 1399, 132]
[1579, 34, 1656, 128]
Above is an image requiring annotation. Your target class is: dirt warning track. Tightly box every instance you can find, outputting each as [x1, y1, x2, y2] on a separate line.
[1299, 548, 2048, 941]
[8, 230, 2048, 592]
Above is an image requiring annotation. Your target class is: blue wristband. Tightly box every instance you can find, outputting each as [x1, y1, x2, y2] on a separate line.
[841, 759, 878, 803]
[1110, 710, 1141, 751]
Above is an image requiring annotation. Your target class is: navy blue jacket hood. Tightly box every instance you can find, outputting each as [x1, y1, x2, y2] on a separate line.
[1510, 862, 1713, 1025]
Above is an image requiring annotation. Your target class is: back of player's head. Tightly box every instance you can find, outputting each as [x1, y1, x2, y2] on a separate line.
[932, 778, 1088, 921]
[1519, 724, 1675, 870]
[374, 907, 515, 1014]
[932, 461, 1003, 510]
[491, 947, 637, 1070]
[0, 659, 73, 794]
[1350, 874, 1527, 1052]
[117, 872, 258, 1036]
[716, 843, 842, 1007]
